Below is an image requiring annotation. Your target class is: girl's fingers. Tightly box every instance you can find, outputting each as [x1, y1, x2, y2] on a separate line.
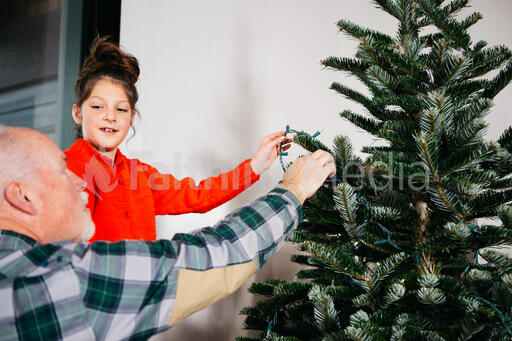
[263, 131, 286, 142]
[265, 133, 291, 145]
[267, 136, 289, 149]
[276, 144, 290, 151]
[280, 144, 291, 152]
[273, 136, 292, 146]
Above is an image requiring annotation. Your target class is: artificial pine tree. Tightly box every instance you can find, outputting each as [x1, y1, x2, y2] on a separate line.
[239, 0, 512, 340]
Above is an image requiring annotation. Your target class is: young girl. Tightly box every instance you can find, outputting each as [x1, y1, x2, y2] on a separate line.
[65, 36, 291, 242]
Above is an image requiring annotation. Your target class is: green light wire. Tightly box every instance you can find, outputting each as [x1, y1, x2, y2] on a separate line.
[463, 250, 480, 275]
[266, 309, 278, 337]
[357, 191, 419, 262]
[468, 294, 512, 336]
[279, 125, 321, 172]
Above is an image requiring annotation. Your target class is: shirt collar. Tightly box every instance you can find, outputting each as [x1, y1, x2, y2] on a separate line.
[0, 230, 39, 253]
[67, 139, 126, 167]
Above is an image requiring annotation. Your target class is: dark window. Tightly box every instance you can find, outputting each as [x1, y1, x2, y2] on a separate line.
[0, 0, 121, 147]
[0, 0, 62, 139]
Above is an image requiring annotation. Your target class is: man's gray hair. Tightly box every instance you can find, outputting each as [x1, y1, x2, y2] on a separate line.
[0, 125, 38, 196]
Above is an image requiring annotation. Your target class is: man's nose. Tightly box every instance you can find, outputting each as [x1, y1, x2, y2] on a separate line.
[69, 171, 87, 191]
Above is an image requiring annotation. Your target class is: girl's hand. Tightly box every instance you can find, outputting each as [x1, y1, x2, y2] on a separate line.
[250, 132, 292, 175]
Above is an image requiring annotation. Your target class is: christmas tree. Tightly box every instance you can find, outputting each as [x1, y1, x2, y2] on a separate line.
[239, 0, 512, 340]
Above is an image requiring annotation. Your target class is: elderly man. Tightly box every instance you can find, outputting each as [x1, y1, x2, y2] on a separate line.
[0, 127, 335, 340]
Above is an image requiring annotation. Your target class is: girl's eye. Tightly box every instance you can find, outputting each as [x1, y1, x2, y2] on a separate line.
[117, 108, 128, 112]
[91, 105, 101, 109]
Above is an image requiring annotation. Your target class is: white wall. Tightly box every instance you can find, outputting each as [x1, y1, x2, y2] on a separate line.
[120, 1, 512, 340]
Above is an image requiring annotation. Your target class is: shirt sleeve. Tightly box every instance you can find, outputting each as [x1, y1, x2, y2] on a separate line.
[70, 187, 302, 339]
[142, 159, 260, 215]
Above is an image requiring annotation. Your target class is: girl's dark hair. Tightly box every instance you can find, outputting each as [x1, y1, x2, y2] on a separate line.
[74, 36, 140, 136]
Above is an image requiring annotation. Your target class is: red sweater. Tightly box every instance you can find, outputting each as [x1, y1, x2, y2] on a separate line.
[65, 139, 260, 242]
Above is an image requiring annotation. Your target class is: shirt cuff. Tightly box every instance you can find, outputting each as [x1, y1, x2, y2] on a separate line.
[268, 187, 304, 223]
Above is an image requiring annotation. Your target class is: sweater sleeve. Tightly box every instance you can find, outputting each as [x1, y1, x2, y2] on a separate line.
[143, 159, 260, 215]
[64, 152, 96, 215]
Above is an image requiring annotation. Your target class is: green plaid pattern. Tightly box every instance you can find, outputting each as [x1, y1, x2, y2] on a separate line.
[0, 188, 302, 340]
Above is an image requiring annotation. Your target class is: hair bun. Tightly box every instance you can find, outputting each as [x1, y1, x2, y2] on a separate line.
[75, 35, 141, 116]
[80, 36, 140, 84]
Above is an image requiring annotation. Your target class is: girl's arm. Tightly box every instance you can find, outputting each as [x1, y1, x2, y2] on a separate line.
[146, 159, 260, 215]
[147, 131, 291, 215]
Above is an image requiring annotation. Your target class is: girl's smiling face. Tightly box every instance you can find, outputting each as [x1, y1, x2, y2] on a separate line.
[72, 78, 134, 161]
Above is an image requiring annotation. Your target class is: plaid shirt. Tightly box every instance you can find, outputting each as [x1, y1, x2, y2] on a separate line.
[0, 188, 302, 340]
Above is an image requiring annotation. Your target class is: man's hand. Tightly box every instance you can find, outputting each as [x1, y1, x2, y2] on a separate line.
[278, 150, 336, 204]
[250, 132, 292, 175]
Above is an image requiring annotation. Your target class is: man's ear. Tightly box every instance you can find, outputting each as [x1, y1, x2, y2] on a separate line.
[72, 104, 82, 125]
[4, 182, 38, 216]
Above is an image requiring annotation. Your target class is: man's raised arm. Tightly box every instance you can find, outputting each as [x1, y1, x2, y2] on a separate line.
[168, 150, 336, 325]
[71, 150, 335, 339]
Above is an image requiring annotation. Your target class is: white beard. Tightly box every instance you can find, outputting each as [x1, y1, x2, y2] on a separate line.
[81, 210, 95, 243]
[80, 192, 96, 243]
